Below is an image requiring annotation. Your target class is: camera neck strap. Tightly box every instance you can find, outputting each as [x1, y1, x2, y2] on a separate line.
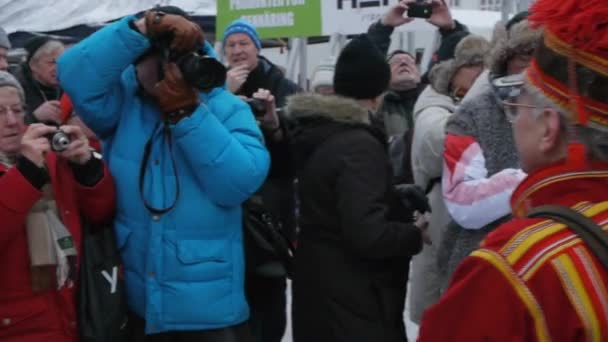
[138, 121, 181, 215]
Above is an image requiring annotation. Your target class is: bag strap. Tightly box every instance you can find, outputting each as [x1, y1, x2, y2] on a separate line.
[527, 205, 608, 270]
[424, 177, 441, 195]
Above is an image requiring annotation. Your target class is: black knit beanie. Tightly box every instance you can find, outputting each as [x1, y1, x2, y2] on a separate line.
[334, 35, 390, 100]
[25, 36, 52, 63]
[150, 5, 190, 19]
[506, 11, 529, 31]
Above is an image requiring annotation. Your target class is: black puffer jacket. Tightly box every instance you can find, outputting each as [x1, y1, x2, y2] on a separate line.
[288, 94, 422, 342]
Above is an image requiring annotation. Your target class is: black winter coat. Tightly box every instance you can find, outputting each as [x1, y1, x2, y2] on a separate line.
[12, 64, 62, 124]
[237, 56, 301, 271]
[287, 94, 423, 342]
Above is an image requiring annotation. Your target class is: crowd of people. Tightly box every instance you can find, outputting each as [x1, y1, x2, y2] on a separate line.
[0, 0, 607, 341]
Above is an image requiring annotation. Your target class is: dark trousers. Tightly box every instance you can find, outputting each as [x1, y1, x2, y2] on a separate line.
[129, 313, 253, 342]
[246, 275, 287, 342]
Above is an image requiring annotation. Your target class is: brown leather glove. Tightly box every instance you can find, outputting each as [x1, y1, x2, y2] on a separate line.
[155, 63, 199, 124]
[144, 10, 204, 51]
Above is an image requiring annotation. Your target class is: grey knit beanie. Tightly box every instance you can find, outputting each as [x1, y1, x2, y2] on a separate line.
[0, 71, 25, 103]
[0, 27, 11, 50]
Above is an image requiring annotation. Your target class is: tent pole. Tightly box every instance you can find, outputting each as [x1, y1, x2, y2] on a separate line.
[286, 38, 300, 82]
[298, 37, 308, 90]
[501, 0, 511, 22]
[214, 42, 224, 64]
[407, 32, 415, 56]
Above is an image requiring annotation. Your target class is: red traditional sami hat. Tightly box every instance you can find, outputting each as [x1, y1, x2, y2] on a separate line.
[527, 0, 608, 132]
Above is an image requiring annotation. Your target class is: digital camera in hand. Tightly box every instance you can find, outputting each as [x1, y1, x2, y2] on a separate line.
[46, 130, 71, 152]
[394, 184, 432, 214]
[244, 98, 267, 118]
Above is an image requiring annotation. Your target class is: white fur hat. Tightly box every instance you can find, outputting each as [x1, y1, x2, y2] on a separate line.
[310, 56, 337, 93]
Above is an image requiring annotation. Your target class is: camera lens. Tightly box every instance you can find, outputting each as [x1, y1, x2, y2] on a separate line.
[177, 53, 227, 92]
[49, 131, 71, 152]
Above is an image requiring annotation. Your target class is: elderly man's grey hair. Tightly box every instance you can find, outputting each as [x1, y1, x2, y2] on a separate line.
[524, 82, 608, 162]
[29, 40, 64, 65]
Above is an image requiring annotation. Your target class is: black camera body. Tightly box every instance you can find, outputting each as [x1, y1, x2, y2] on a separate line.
[171, 50, 227, 92]
[408, 2, 433, 19]
[46, 130, 71, 152]
[152, 29, 227, 92]
[245, 98, 267, 118]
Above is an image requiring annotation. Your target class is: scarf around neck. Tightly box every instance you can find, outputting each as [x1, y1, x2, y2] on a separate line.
[0, 152, 77, 292]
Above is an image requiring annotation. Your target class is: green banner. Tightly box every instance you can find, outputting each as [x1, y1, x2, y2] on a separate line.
[217, 0, 322, 40]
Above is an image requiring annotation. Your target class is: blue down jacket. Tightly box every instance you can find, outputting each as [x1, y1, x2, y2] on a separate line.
[57, 16, 270, 333]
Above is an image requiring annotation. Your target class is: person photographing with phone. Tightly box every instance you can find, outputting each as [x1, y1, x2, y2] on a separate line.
[58, 6, 270, 341]
[366, 0, 469, 185]
[368, 0, 470, 77]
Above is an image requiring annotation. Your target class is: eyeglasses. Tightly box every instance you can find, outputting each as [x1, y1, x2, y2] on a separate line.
[502, 101, 540, 123]
[0, 105, 25, 120]
[450, 87, 469, 103]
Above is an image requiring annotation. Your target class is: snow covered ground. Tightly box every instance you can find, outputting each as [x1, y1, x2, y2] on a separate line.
[280, 280, 419, 342]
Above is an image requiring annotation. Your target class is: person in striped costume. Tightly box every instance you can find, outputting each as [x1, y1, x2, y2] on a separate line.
[418, 0, 608, 340]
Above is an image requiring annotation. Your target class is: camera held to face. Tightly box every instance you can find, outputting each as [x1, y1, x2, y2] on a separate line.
[170, 50, 227, 92]
[154, 31, 227, 92]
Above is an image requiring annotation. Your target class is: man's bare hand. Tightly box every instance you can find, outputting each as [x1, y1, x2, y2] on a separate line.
[382, 0, 415, 27]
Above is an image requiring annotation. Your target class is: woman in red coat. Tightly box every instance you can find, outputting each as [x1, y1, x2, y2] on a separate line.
[0, 71, 115, 341]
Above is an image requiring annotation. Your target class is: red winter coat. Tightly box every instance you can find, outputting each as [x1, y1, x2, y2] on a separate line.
[418, 154, 608, 341]
[0, 153, 115, 342]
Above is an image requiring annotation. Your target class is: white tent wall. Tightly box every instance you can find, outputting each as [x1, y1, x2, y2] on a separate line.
[0, 0, 215, 34]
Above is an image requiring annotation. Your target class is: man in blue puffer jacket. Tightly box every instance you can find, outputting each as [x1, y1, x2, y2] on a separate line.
[57, 6, 270, 340]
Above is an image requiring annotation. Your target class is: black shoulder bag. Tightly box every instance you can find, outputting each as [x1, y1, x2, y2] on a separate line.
[527, 205, 608, 269]
[78, 220, 129, 342]
[243, 200, 296, 279]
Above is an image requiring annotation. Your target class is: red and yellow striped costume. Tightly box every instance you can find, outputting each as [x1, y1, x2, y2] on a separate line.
[419, 0, 608, 340]
[418, 156, 608, 341]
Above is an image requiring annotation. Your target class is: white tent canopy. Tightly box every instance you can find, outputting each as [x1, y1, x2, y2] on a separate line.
[0, 0, 216, 34]
[1, 0, 507, 87]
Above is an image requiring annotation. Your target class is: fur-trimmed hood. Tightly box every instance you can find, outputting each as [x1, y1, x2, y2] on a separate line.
[285, 93, 370, 124]
[287, 93, 385, 173]
[488, 19, 543, 76]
